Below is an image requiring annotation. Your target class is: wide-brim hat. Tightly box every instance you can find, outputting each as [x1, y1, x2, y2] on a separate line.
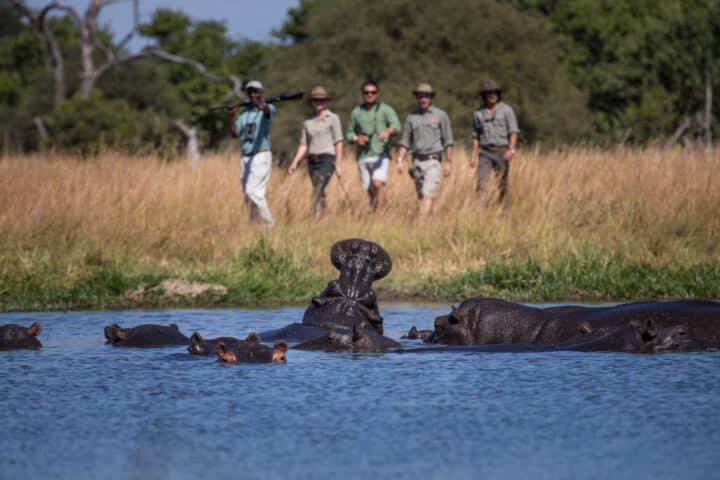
[245, 80, 264, 92]
[480, 79, 501, 94]
[308, 85, 331, 101]
[412, 83, 435, 96]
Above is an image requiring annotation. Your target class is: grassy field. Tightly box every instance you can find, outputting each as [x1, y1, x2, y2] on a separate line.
[1, 146, 719, 311]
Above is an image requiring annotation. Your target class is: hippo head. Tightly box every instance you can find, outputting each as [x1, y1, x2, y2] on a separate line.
[652, 323, 710, 352]
[215, 340, 288, 364]
[432, 305, 474, 346]
[0, 322, 42, 349]
[331, 239, 392, 298]
[104, 324, 126, 344]
[188, 332, 207, 355]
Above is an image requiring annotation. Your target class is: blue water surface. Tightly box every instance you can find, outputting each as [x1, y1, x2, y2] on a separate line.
[1, 304, 719, 480]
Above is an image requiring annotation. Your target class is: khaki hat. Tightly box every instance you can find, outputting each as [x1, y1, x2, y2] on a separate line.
[412, 83, 435, 96]
[480, 79, 501, 94]
[308, 85, 331, 101]
[245, 80, 263, 91]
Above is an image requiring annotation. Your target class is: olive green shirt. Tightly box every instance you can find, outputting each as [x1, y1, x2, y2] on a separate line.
[471, 101, 519, 147]
[300, 109, 343, 156]
[398, 105, 453, 155]
[345, 101, 401, 159]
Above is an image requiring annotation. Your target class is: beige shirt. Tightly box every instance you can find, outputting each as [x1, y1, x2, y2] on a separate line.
[300, 109, 343, 155]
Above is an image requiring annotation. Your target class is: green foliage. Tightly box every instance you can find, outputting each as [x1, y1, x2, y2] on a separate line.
[418, 253, 720, 301]
[44, 93, 178, 156]
[511, 0, 720, 143]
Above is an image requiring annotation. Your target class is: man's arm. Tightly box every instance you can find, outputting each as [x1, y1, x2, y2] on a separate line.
[378, 105, 401, 140]
[227, 107, 239, 138]
[441, 112, 454, 176]
[345, 108, 358, 143]
[396, 116, 412, 173]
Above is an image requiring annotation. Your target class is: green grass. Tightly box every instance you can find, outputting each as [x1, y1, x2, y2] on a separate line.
[2, 242, 718, 311]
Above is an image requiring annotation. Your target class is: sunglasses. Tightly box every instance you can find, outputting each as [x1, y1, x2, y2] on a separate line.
[416, 93, 433, 98]
[363, 90, 378, 95]
[247, 88, 261, 94]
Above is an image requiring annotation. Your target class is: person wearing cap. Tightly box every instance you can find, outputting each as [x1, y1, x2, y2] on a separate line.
[396, 83, 454, 217]
[287, 86, 344, 217]
[227, 80, 276, 226]
[345, 80, 401, 213]
[470, 79, 519, 205]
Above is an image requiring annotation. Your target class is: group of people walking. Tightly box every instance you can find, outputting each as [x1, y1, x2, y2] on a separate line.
[227, 79, 519, 225]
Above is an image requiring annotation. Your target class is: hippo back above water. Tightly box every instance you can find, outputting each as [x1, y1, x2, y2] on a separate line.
[302, 238, 392, 334]
[0, 323, 42, 350]
[104, 323, 189, 348]
[430, 296, 720, 352]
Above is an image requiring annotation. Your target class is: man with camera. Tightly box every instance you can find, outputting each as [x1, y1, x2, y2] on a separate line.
[345, 80, 401, 214]
[227, 80, 275, 227]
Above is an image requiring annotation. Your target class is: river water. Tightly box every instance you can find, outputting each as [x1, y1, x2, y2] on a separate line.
[1, 304, 719, 480]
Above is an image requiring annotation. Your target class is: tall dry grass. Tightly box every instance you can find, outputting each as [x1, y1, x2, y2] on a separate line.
[1, 146, 719, 289]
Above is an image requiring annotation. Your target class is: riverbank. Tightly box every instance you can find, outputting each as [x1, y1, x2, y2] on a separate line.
[2, 147, 719, 311]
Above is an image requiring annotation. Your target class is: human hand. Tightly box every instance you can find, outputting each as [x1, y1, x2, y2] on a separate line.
[469, 157, 477, 168]
[334, 165, 343, 178]
[396, 162, 403, 175]
[288, 163, 297, 175]
[357, 134, 370, 146]
[225, 105, 239, 116]
[378, 129, 391, 140]
[443, 162, 452, 177]
[503, 150, 515, 161]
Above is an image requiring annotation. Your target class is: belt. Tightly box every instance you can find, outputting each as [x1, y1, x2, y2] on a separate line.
[307, 153, 335, 161]
[481, 145, 508, 152]
[413, 152, 442, 161]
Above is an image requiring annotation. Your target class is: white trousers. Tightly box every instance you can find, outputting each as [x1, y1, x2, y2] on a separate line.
[240, 151, 274, 225]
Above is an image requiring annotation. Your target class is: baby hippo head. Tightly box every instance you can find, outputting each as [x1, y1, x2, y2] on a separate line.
[0, 322, 42, 349]
[432, 305, 474, 345]
[215, 340, 288, 364]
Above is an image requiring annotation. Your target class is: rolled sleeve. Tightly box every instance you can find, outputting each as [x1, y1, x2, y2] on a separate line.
[440, 112, 454, 148]
[398, 117, 413, 149]
[299, 124, 308, 145]
[331, 114, 343, 144]
[506, 107, 520, 135]
[386, 106, 402, 134]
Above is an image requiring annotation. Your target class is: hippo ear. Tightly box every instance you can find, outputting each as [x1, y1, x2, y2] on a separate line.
[245, 332, 260, 343]
[190, 332, 203, 343]
[450, 306, 467, 323]
[215, 341, 228, 356]
[170, 324, 179, 330]
[642, 319, 657, 341]
[27, 322, 42, 337]
[577, 322, 592, 334]
[274, 340, 288, 353]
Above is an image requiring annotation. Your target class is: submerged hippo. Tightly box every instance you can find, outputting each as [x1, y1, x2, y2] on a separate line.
[0, 323, 42, 350]
[104, 323, 189, 348]
[294, 325, 401, 353]
[430, 296, 720, 352]
[188, 332, 260, 355]
[216, 340, 288, 364]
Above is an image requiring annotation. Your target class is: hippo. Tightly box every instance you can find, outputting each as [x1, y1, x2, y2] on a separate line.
[259, 238, 393, 344]
[401, 325, 434, 340]
[215, 340, 288, 364]
[303, 238, 392, 334]
[0, 323, 42, 350]
[294, 324, 401, 353]
[104, 323, 189, 347]
[429, 296, 720, 352]
[188, 332, 261, 355]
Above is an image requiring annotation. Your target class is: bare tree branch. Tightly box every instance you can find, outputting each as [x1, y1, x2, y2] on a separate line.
[9, 0, 67, 106]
